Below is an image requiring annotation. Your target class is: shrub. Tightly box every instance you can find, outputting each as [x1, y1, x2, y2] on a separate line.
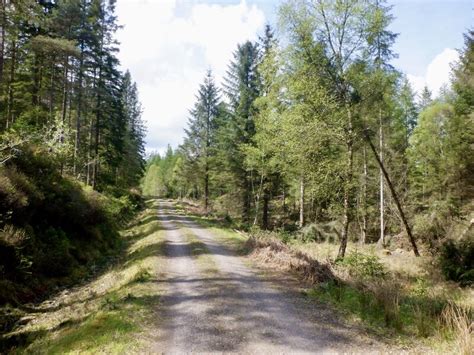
[300, 224, 321, 242]
[299, 221, 341, 243]
[0, 148, 142, 305]
[440, 239, 474, 286]
[36, 227, 75, 277]
[337, 251, 387, 279]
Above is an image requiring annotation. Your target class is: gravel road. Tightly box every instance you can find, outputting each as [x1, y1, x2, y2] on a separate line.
[152, 200, 382, 354]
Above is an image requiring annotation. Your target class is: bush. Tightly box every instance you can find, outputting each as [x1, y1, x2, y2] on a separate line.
[36, 227, 75, 277]
[300, 224, 321, 242]
[0, 147, 142, 305]
[440, 239, 474, 286]
[299, 221, 341, 243]
[337, 251, 387, 279]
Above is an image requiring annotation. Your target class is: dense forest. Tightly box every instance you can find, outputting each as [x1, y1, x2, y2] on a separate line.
[143, 1, 473, 281]
[0, 0, 145, 305]
[0, 0, 472, 353]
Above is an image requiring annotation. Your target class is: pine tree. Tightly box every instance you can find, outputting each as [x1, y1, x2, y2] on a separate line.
[181, 70, 221, 211]
[0, 0, 144, 192]
[419, 86, 433, 110]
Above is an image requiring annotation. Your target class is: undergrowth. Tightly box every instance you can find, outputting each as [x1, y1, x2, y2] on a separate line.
[1, 198, 165, 353]
[0, 148, 142, 308]
[308, 251, 473, 353]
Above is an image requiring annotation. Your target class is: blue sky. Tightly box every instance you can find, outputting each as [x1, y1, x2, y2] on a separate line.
[115, 0, 473, 154]
[390, 0, 472, 75]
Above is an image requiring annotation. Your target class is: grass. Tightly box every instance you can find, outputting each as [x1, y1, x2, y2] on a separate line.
[440, 302, 474, 355]
[32, 310, 138, 354]
[178, 225, 219, 275]
[305, 254, 473, 352]
[174, 201, 248, 254]
[3, 198, 166, 354]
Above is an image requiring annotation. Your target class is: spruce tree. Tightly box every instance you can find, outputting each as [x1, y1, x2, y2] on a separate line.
[181, 70, 221, 211]
[223, 41, 261, 223]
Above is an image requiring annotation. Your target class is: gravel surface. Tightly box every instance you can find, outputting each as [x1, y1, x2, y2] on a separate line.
[152, 200, 383, 354]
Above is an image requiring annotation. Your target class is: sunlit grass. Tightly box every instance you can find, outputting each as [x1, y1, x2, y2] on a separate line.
[180, 228, 218, 275]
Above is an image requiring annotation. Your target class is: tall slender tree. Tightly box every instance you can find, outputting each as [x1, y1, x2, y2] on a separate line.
[182, 70, 221, 211]
[223, 41, 261, 223]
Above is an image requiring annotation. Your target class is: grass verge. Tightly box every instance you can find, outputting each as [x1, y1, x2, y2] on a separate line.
[2, 198, 166, 354]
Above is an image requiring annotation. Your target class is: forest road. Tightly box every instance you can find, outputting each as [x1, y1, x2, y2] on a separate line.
[151, 200, 382, 354]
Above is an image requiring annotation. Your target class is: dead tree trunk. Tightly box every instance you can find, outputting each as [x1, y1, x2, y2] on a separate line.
[364, 130, 420, 257]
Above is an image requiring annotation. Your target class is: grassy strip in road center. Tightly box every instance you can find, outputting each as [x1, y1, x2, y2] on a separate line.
[178, 225, 219, 276]
[174, 202, 248, 254]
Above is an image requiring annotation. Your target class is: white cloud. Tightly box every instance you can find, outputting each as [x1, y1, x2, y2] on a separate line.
[116, 0, 265, 153]
[407, 48, 459, 99]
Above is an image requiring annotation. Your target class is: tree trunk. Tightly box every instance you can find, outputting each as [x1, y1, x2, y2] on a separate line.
[242, 170, 252, 224]
[6, 39, 15, 129]
[262, 187, 269, 229]
[299, 175, 304, 228]
[67, 69, 73, 128]
[86, 114, 94, 186]
[361, 145, 368, 244]
[32, 54, 41, 106]
[338, 107, 354, 260]
[48, 59, 55, 122]
[204, 100, 211, 212]
[74, 48, 85, 177]
[93, 85, 101, 190]
[0, 0, 5, 86]
[204, 161, 209, 212]
[61, 56, 69, 124]
[364, 130, 420, 257]
[379, 108, 385, 246]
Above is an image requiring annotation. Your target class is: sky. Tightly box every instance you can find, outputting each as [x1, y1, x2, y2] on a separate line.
[115, 0, 473, 154]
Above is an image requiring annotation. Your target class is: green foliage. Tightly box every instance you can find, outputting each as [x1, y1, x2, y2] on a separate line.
[141, 147, 184, 197]
[440, 239, 474, 286]
[0, 148, 139, 305]
[37, 227, 75, 277]
[336, 251, 387, 279]
[0, 0, 145, 190]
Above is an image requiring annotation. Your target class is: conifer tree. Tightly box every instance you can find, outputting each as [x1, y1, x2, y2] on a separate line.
[181, 70, 221, 211]
[223, 41, 261, 223]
